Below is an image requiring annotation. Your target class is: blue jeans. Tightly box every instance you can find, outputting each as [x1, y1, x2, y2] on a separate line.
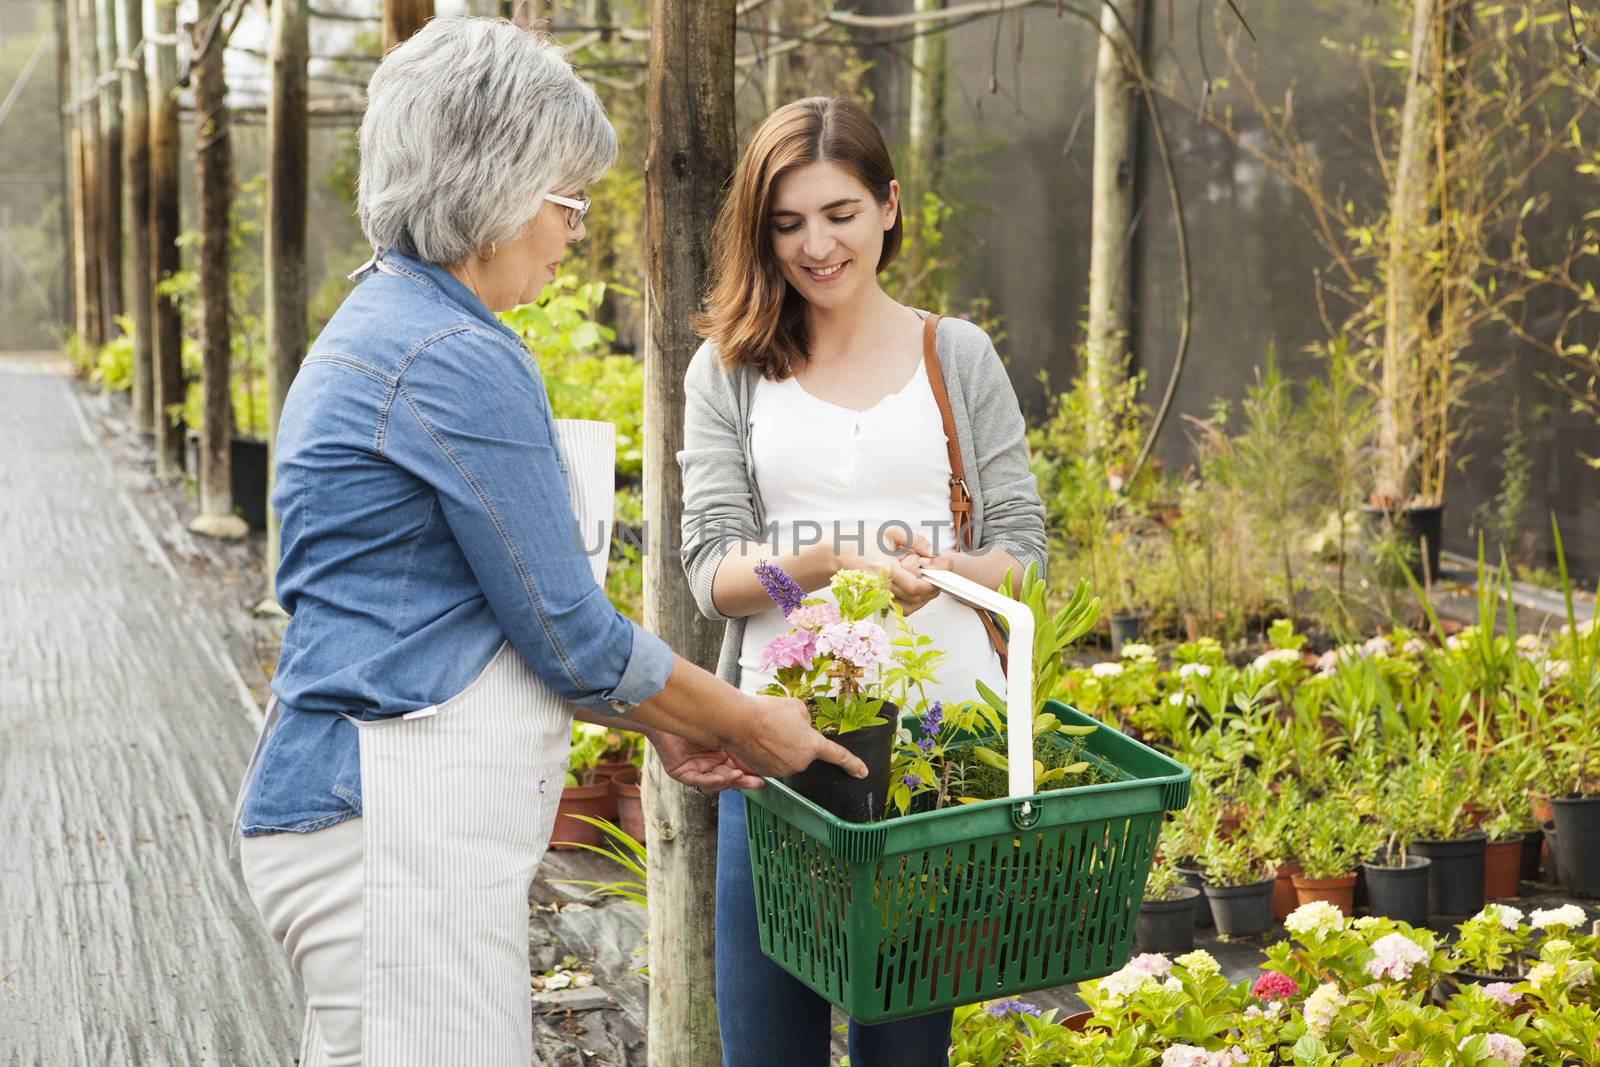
[715, 790, 953, 1067]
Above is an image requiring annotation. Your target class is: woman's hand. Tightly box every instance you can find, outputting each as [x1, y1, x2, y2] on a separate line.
[650, 732, 763, 792]
[838, 527, 941, 615]
[722, 695, 869, 780]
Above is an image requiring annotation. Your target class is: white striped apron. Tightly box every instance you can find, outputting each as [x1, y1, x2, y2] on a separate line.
[243, 419, 617, 1067]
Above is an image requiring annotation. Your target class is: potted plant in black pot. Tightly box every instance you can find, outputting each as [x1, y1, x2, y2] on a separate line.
[1409, 745, 1488, 922]
[1135, 851, 1201, 954]
[750, 563, 897, 822]
[1364, 765, 1432, 927]
[1199, 835, 1277, 938]
[1443, 902, 1533, 997]
[1547, 641, 1600, 899]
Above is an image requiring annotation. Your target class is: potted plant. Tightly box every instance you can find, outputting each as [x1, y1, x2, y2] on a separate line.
[1199, 835, 1277, 937]
[1481, 808, 1531, 901]
[1257, 783, 1303, 923]
[607, 734, 648, 845]
[1134, 851, 1200, 954]
[1364, 764, 1433, 927]
[1409, 745, 1488, 920]
[1446, 903, 1534, 993]
[1292, 797, 1384, 913]
[552, 722, 613, 850]
[753, 564, 896, 822]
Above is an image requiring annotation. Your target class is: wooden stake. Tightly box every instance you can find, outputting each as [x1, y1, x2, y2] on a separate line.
[265, 0, 308, 579]
[643, 0, 736, 1063]
[149, 0, 184, 474]
[118, 0, 153, 433]
[70, 0, 103, 348]
[96, 0, 124, 332]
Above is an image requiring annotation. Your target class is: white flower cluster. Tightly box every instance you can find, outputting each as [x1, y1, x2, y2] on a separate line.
[1302, 983, 1346, 1038]
[1284, 900, 1345, 940]
[1530, 904, 1587, 930]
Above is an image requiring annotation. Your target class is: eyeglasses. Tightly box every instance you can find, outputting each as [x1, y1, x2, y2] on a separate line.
[544, 192, 591, 232]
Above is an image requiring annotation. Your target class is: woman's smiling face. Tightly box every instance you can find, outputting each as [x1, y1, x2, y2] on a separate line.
[768, 161, 898, 310]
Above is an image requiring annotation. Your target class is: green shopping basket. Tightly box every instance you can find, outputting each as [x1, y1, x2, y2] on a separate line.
[742, 569, 1191, 1023]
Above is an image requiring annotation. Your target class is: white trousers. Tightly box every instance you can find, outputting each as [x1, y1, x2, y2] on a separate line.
[241, 817, 365, 1067]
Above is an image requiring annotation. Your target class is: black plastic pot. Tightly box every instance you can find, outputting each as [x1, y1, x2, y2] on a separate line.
[1411, 832, 1487, 921]
[1203, 875, 1277, 937]
[1109, 613, 1146, 655]
[183, 430, 270, 531]
[1551, 794, 1600, 899]
[1544, 821, 1560, 884]
[783, 711, 894, 823]
[1135, 887, 1200, 953]
[1361, 503, 1445, 584]
[1177, 865, 1213, 929]
[1520, 828, 1545, 883]
[1361, 855, 1431, 927]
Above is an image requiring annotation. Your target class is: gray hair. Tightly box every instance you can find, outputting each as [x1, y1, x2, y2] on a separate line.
[357, 17, 617, 265]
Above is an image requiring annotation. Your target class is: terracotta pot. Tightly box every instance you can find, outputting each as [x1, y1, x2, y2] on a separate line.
[1528, 790, 1554, 825]
[612, 769, 646, 845]
[1291, 872, 1358, 913]
[1483, 837, 1523, 900]
[550, 782, 611, 850]
[1061, 1010, 1096, 1033]
[1273, 861, 1303, 922]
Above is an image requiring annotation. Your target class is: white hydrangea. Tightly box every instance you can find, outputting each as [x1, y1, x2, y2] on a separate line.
[1527, 962, 1558, 988]
[1173, 950, 1221, 977]
[1250, 648, 1301, 671]
[1530, 905, 1587, 930]
[1091, 661, 1126, 679]
[1177, 662, 1213, 679]
[1120, 642, 1156, 660]
[1303, 983, 1346, 1038]
[1168, 692, 1186, 706]
[1541, 938, 1573, 958]
[1475, 904, 1524, 930]
[1285, 900, 1345, 939]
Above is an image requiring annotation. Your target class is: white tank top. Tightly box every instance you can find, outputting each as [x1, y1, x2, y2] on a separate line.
[737, 362, 1006, 709]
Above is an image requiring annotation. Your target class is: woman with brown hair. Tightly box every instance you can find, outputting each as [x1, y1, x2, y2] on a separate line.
[678, 97, 1047, 1066]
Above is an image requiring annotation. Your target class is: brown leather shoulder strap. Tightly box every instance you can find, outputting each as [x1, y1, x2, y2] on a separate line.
[921, 312, 1009, 668]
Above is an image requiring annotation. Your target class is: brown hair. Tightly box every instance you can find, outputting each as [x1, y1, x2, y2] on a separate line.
[695, 97, 903, 378]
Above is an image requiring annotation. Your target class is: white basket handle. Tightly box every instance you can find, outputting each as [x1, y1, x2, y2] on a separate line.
[916, 568, 1036, 804]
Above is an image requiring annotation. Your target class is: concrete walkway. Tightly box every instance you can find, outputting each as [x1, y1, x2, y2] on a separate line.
[0, 355, 298, 1065]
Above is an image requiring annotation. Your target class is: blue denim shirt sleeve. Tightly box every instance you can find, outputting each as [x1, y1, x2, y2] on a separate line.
[384, 325, 674, 713]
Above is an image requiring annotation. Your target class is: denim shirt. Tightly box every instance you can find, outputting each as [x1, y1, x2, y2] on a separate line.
[238, 250, 675, 835]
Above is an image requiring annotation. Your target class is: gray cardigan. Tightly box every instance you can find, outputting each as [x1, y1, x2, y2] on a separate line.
[676, 312, 1049, 684]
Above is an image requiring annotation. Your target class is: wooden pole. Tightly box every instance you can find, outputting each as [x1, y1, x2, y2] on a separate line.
[1083, 0, 1143, 455]
[96, 0, 124, 333]
[70, 0, 104, 348]
[264, 0, 308, 582]
[189, 0, 246, 539]
[149, 0, 183, 473]
[906, 0, 945, 192]
[643, 1, 735, 1064]
[55, 0, 77, 333]
[118, 0, 153, 432]
[1379, 0, 1442, 506]
[382, 0, 433, 52]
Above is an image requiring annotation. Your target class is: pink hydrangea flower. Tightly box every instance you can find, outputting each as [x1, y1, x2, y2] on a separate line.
[816, 620, 890, 669]
[787, 602, 842, 631]
[1481, 982, 1519, 1007]
[759, 630, 817, 672]
[1250, 971, 1300, 1000]
[1366, 932, 1429, 981]
[1126, 953, 1173, 979]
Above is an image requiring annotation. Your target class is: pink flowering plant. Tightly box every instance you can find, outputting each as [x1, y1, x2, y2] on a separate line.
[754, 562, 895, 735]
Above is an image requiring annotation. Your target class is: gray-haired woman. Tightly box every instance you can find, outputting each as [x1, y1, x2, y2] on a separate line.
[233, 19, 865, 1066]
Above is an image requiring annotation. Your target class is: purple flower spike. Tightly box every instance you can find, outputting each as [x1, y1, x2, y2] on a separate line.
[986, 998, 1042, 1018]
[917, 701, 944, 745]
[754, 560, 805, 616]
[902, 774, 919, 789]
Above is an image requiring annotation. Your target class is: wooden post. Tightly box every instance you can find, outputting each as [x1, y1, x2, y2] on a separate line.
[149, 0, 183, 473]
[382, 0, 433, 52]
[119, 0, 153, 432]
[905, 0, 945, 192]
[264, 0, 308, 581]
[188, 0, 246, 540]
[643, 1, 735, 1064]
[96, 0, 124, 331]
[55, 0, 77, 330]
[70, 0, 104, 348]
[1083, 0, 1144, 454]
